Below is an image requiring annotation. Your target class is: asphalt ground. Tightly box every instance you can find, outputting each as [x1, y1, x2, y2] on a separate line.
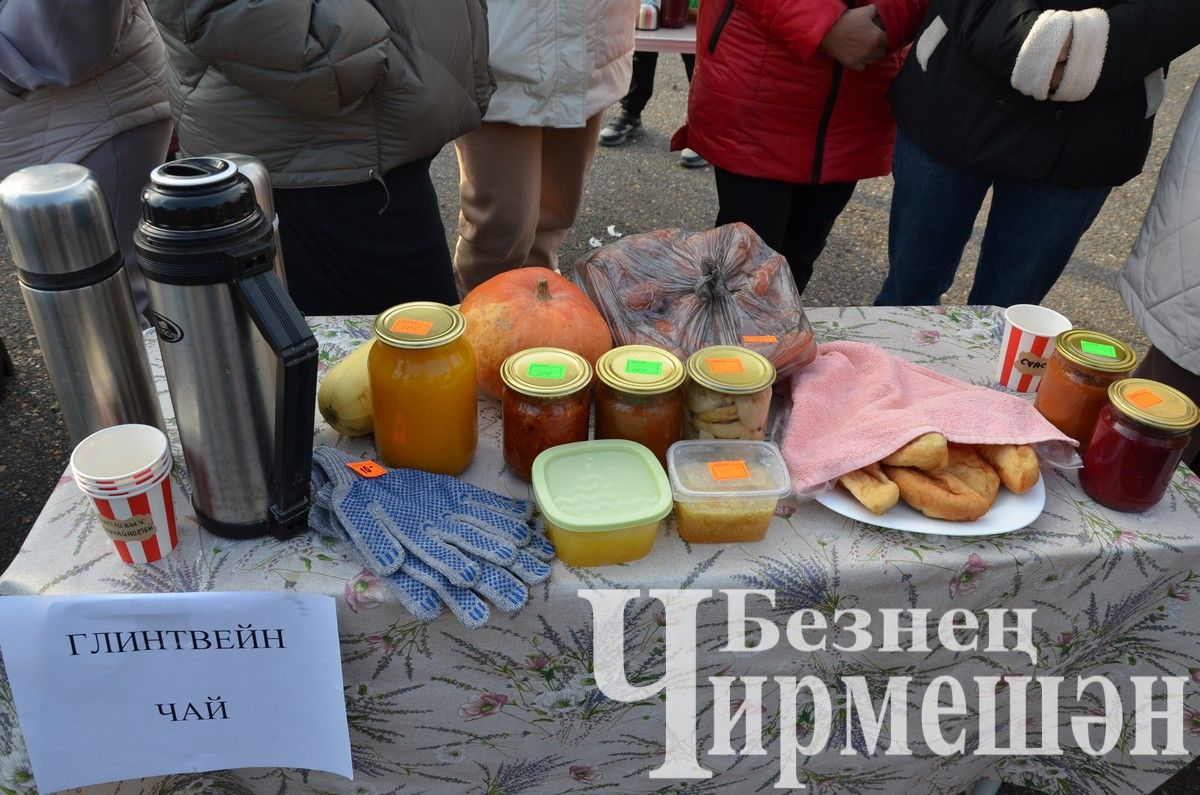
[1, 50, 1198, 793]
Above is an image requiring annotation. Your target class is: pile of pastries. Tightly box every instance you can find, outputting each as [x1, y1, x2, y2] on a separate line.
[838, 433, 1040, 521]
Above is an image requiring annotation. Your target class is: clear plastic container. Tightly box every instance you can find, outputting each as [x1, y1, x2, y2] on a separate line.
[667, 440, 791, 543]
[531, 439, 672, 567]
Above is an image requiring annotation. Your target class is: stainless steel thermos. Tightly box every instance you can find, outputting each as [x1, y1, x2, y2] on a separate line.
[213, 153, 287, 286]
[0, 164, 164, 444]
[135, 157, 317, 540]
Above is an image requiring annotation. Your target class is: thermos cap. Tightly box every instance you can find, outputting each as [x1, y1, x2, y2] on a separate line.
[213, 153, 276, 220]
[0, 164, 120, 288]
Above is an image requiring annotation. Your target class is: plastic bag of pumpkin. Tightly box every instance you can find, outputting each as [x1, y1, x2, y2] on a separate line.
[572, 222, 817, 378]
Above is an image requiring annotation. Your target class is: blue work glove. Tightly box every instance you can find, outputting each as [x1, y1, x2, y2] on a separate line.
[309, 446, 554, 629]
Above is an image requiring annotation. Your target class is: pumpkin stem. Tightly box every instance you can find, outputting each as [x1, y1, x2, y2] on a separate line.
[535, 278, 552, 302]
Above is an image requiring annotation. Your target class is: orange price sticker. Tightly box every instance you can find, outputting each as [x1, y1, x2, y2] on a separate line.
[1127, 389, 1165, 410]
[742, 335, 778, 344]
[707, 357, 745, 374]
[390, 317, 434, 336]
[708, 460, 751, 481]
[346, 460, 388, 478]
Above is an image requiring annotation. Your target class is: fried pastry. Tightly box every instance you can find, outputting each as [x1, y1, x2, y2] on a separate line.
[882, 464, 992, 521]
[838, 464, 900, 516]
[945, 445, 1000, 505]
[881, 432, 949, 471]
[975, 444, 1040, 494]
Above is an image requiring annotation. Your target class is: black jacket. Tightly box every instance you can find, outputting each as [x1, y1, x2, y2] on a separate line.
[890, 0, 1200, 187]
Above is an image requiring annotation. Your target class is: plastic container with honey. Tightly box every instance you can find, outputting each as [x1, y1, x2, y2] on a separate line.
[531, 440, 672, 567]
[683, 346, 776, 441]
[666, 440, 791, 544]
[1033, 329, 1137, 452]
[501, 348, 592, 482]
[594, 345, 686, 468]
[369, 302, 477, 475]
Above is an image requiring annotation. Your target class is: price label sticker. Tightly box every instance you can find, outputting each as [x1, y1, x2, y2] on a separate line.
[346, 460, 388, 478]
[1126, 388, 1165, 409]
[1079, 340, 1118, 359]
[742, 335, 778, 344]
[708, 460, 751, 481]
[390, 317, 434, 336]
[528, 363, 567, 380]
[625, 359, 663, 376]
[707, 358, 745, 374]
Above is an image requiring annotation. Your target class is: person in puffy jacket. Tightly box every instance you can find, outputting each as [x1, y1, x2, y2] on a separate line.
[675, 0, 928, 294]
[0, 0, 171, 315]
[876, 2, 1200, 308]
[1118, 82, 1200, 470]
[453, 0, 639, 295]
[147, 0, 492, 315]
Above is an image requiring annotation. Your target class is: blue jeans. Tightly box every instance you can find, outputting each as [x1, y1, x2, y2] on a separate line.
[875, 132, 1111, 307]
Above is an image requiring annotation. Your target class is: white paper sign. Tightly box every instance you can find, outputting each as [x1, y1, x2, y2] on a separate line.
[0, 592, 352, 792]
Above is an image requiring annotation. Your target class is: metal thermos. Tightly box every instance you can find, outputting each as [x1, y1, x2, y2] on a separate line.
[213, 153, 287, 286]
[135, 157, 317, 540]
[0, 164, 164, 444]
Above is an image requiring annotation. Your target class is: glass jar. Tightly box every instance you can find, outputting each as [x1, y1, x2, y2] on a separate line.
[1033, 329, 1137, 452]
[594, 345, 686, 468]
[501, 347, 592, 482]
[1080, 379, 1199, 512]
[660, 0, 688, 28]
[683, 345, 776, 441]
[369, 302, 477, 475]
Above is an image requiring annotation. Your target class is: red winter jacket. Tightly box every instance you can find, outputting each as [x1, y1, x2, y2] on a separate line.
[674, 0, 928, 185]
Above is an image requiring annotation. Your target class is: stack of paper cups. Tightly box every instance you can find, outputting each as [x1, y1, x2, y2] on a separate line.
[996, 304, 1073, 393]
[70, 424, 178, 564]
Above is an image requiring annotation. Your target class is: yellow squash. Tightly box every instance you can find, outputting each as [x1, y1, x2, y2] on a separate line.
[317, 339, 375, 437]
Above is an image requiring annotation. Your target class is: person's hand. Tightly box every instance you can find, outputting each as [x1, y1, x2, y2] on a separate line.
[819, 5, 889, 71]
[1050, 32, 1072, 94]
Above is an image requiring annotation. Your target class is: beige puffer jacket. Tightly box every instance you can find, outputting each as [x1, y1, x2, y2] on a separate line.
[148, 0, 493, 189]
[0, 0, 170, 178]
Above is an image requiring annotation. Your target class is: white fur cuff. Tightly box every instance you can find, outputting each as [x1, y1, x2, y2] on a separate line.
[1011, 10, 1073, 100]
[1055, 9, 1109, 101]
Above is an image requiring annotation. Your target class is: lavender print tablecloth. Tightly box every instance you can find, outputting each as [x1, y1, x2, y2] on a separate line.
[3, 307, 1200, 795]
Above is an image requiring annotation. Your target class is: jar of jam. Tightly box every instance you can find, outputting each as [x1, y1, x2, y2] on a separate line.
[1080, 379, 1200, 512]
[501, 347, 592, 482]
[683, 346, 776, 441]
[369, 302, 477, 474]
[1033, 329, 1137, 452]
[594, 345, 686, 468]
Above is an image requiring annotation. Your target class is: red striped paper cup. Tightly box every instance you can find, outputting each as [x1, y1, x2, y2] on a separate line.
[996, 304, 1073, 393]
[83, 475, 178, 564]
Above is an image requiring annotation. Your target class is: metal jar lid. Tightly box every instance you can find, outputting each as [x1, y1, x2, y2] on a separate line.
[1108, 379, 1200, 433]
[501, 347, 592, 398]
[686, 345, 775, 394]
[1054, 329, 1138, 373]
[374, 302, 466, 349]
[595, 345, 685, 395]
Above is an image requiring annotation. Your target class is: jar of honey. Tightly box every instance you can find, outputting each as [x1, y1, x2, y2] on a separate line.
[1033, 329, 1137, 452]
[683, 346, 775, 441]
[1080, 379, 1199, 512]
[594, 345, 686, 468]
[369, 302, 477, 475]
[501, 347, 592, 482]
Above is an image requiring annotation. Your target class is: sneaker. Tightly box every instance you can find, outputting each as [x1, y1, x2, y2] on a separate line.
[679, 147, 709, 168]
[599, 111, 642, 146]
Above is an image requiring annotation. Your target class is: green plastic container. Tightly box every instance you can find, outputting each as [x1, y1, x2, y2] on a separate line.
[532, 440, 672, 567]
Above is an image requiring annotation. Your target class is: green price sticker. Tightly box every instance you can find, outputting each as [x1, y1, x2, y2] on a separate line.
[528, 362, 566, 380]
[625, 359, 663, 376]
[1079, 340, 1118, 359]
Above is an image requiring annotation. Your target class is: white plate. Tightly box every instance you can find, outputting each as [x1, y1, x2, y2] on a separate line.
[814, 475, 1046, 536]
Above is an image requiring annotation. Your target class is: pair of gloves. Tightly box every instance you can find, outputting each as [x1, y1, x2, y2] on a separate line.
[309, 446, 554, 629]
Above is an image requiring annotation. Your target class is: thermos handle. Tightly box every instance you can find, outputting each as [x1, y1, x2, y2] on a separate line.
[230, 242, 318, 540]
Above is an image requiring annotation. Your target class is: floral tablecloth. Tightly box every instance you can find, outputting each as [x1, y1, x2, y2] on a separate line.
[3, 307, 1200, 795]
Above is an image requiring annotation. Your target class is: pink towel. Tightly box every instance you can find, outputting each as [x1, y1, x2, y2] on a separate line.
[781, 341, 1079, 496]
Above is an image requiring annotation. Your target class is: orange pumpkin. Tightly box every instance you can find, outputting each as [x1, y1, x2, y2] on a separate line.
[461, 267, 613, 398]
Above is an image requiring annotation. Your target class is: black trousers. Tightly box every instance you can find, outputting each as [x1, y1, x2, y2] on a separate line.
[621, 51, 696, 117]
[274, 157, 458, 316]
[713, 167, 857, 295]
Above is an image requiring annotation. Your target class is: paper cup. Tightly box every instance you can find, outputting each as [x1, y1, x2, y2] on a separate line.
[996, 304, 1073, 392]
[71, 425, 178, 564]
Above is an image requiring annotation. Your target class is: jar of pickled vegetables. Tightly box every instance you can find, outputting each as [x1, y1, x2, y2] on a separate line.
[594, 345, 686, 467]
[683, 346, 775, 441]
[369, 302, 477, 475]
[1033, 329, 1137, 452]
[501, 347, 592, 482]
[1080, 379, 1199, 512]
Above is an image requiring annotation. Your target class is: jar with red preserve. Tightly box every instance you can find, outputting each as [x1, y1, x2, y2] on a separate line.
[594, 345, 686, 468]
[1033, 329, 1137, 452]
[500, 347, 592, 482]
[1080, 379, 1199, 512]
